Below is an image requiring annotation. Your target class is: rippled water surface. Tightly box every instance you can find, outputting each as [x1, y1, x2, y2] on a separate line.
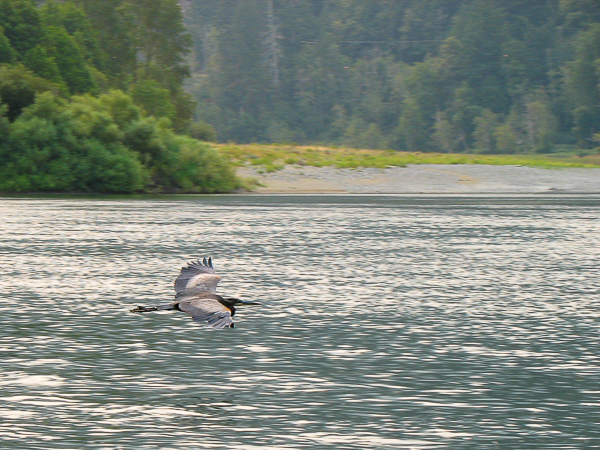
[1, 195, 600, 449]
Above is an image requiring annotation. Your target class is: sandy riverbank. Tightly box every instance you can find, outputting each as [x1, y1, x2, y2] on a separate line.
[237, 164, 600, 194]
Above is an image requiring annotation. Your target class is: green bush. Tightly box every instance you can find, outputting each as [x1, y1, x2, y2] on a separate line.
[187, 119, 217, 142]
[0, 90, 240, 193]
[171, 137, 238, 192]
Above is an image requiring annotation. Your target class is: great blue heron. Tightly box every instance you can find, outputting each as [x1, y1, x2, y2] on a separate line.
[131, 257, 259, 328]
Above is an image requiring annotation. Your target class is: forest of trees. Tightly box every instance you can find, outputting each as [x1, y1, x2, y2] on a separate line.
[2, 0, 599, 192]
[0, 0, 238, 193]
[183, 0, 600, 153]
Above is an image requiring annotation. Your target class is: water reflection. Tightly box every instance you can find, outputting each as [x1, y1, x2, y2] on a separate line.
[1, 195, 599, 449]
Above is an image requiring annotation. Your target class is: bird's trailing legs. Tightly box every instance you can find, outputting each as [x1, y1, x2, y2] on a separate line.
[130, 304, 176, 313]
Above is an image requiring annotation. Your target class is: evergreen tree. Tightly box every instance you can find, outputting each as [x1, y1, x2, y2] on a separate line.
[73, 0, 137, 84]
[564, 24, 600, 146]
[4, 0, 600, 160]
[396, 97, 430, 152]
[0, 0, 42, 55]
[0, 26, 17, 64]
[449, 0, 510, 113]
[131, 0, 191, 87]
[41, 25, 96, 94]
[473, 109, 499, 153]
[22, 46, 64, 84]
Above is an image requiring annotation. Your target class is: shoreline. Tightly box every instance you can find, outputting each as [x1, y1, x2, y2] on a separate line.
[238, 164, 600, 194]
[1, 164, 598, 197]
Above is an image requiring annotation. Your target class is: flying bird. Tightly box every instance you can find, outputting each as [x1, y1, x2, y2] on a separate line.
[131, 257, 259, 328]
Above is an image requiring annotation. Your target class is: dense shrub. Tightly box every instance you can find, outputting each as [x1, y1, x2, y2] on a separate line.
[0, 90, 239, 193]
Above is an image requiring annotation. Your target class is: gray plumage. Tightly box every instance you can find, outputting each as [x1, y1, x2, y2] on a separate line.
[131, 257, 260, 328]
[174, 257, 221, 294]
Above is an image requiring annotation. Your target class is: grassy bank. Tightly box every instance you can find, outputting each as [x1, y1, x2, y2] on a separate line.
[218, 144, 600, 173]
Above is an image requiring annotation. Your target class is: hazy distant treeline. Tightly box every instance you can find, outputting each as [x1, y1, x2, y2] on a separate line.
[184, 0, 600, 153]
[0, 0, 237, 193]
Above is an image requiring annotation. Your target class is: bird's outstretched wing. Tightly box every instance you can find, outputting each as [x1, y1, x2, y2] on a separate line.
[174, 257, 221, 294]
[178, 298, 234, 328]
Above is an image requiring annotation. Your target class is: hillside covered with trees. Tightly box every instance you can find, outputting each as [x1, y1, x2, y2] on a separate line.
[184, 0, 600, 154]
[0, 0, 238, 193]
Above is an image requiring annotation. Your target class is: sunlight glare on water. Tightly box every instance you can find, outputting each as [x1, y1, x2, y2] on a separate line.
[1, 195, 599, 449]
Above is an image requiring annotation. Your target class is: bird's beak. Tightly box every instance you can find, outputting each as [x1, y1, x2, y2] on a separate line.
[237, 300, 261, 306]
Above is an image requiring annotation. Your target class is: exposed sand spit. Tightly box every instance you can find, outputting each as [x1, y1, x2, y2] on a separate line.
[238, 164, 600, 194]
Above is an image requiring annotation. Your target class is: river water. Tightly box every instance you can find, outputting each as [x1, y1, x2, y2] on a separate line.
[1, 195, 599, 449]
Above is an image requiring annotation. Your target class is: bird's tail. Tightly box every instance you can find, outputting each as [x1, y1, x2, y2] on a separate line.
[130, 304, 175, 313]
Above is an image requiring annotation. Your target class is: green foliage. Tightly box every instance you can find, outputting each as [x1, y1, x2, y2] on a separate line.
[22, 46, 64, 84]
[72, 0, 137, 82]
[0, 0, 238, 194]
[0, 0, 194, 118]
[0, 64, 59, 121]
[0, 0, 42, 55]
[42, 25, 96, 94]
[473, 110, 500, 154]
[0, 26, 17, 64]
[188, 120, 218, 142]
[342, 119, 388, 150]
[0, 90, 239, 193]
[560, 0, 600, 29]
[1, 91, 145, 192]
[494, 108, 524, 154]
[432, 112, 459, 153]
[0, 102, 9, 145]
[210, 0, 274, 127]
[170, 137, 238, 192]
[184, 0, 600, 154]
[449, 0, 510, 113]
[39, 1, 102, 62]
[130, 79, 176, 122]
[396, 97, 430, 152]
[524, 89, 558, 153]
[4, 0, 600, 193]
[220, 143, 600, 172]
[564, 24, 600, 146]
[130, 0, 191, 81]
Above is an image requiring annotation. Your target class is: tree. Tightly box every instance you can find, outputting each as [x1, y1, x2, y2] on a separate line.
[342, 117, 388, 149]
[175, 0, 600, 151]
[560, 0, 600, 30]
[22, 46, 64, 84]
[445, 83, 483, 151]
[495, 107, 525, 153]
[0, 26, 17, 64]
[131, 0, 191, 88]
[432, 111, 459, 153]
[202, 0, 277, 141]
[0, 64, 59, 121]
[41, 25, 96, 94]
[263, 0, 281, 88]
[73, 0, 137, 84]
[524, 89, 558, 152]
[0, 101, 9, 146]
[294, 34, 351, 139]
[0, 0, 42, 55]
[449, 0, 510, 113]
[399, 0, 462, 63]
[473, 109, 499, 153]
[395, 97, 430, 152]
[130, 79, 176, 122]
[564, 24, 600, 146]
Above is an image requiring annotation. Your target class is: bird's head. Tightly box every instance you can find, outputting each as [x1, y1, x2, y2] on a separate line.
[224, 297, 261, 306]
